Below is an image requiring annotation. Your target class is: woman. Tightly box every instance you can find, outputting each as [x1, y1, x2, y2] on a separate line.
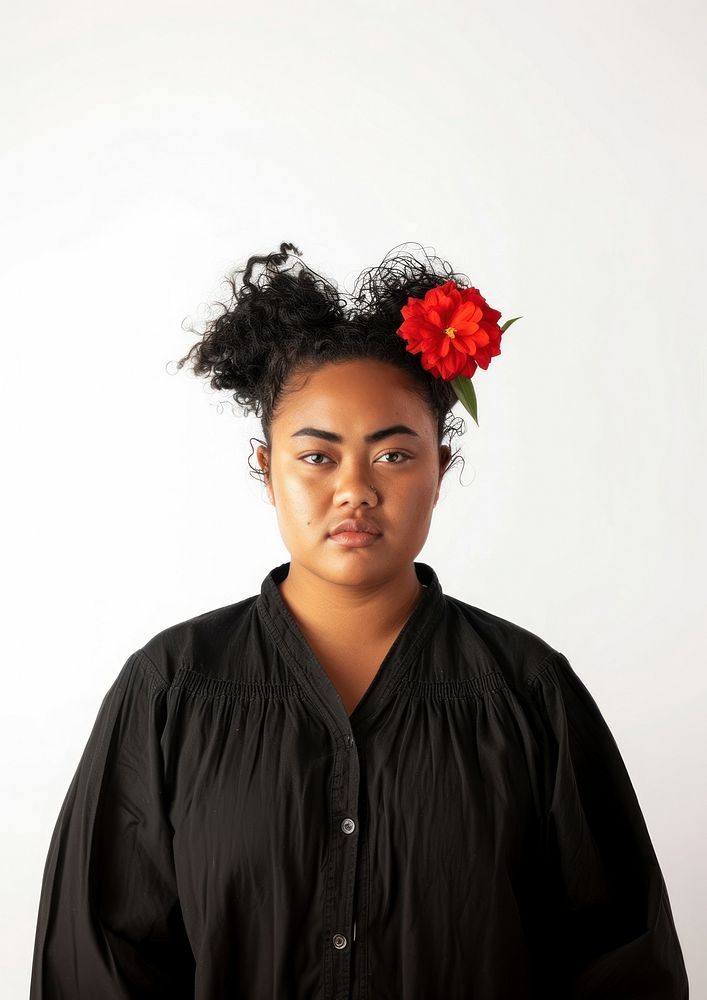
[30, 242, 689, 998]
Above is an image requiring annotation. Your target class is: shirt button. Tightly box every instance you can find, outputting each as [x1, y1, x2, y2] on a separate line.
[332, 933, 347, 949]
[341, 817, 356, 834]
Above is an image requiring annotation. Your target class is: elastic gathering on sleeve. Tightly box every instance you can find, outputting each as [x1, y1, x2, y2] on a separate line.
[525, 651, 689, 999]
[30, 649, 195, 999]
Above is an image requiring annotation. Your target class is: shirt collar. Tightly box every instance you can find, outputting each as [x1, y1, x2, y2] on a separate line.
[257, 559, 443, 631]
[255, 561, 446, 728]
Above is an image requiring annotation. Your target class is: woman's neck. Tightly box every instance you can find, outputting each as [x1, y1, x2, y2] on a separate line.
[277, 561, 424, 649]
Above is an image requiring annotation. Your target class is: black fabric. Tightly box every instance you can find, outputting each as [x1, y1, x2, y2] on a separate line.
[30, 560, 689, 998]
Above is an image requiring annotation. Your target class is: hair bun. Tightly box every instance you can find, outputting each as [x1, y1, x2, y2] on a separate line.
[174, 241, 348, 419]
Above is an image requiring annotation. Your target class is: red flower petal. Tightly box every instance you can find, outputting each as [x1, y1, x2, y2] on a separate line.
[396, 279, 504, 382]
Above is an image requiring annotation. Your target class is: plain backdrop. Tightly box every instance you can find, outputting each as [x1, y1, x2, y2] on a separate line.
[2, 0, 705, 995]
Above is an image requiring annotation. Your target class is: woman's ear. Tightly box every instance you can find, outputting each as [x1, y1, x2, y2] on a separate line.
[256, 445, 274, 506]
[439, 444, 452, 480]
[433, 445, 452, 506]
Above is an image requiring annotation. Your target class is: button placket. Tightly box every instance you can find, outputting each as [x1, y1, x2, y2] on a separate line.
[325, 730, 362, 998]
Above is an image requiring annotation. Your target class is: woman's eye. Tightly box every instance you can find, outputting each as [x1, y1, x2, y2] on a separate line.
[377, 451, 411, 464]
[301, 453, 331, 465]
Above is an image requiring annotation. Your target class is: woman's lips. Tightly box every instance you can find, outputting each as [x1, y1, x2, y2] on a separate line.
[328, 530, 383, 548]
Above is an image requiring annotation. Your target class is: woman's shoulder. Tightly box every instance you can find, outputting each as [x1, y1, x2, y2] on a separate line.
[441, 591, 562, 691]
[135, 593, 261, 686]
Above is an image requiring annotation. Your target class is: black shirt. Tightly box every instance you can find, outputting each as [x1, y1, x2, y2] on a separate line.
[30, 560, 689, 998]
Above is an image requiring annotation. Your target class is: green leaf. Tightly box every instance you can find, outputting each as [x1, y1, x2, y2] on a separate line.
[500, 315, 522, 333]
[451, 375, 478, 426]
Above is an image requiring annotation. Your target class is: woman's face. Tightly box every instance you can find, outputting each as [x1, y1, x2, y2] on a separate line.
[256, 359, 452, 587]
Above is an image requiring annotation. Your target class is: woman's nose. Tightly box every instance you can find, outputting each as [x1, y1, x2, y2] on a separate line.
[332, 463, 379, 506]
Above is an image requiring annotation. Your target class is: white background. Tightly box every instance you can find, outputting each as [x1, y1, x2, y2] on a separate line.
[2, 0, 705, 995]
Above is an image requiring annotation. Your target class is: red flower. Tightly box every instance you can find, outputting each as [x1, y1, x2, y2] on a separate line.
[397, 279, 503, 381]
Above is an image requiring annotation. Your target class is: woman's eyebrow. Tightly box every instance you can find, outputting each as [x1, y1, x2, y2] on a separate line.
[291, 424, 420, 444]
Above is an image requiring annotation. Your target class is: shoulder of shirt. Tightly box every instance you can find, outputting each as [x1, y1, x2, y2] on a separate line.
[442, 592, 565, 691]
[132, 593, 261, 687]
[126, 587, 566, 693]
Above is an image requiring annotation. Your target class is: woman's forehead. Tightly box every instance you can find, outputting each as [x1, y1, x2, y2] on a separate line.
[278, 361, 425, 412]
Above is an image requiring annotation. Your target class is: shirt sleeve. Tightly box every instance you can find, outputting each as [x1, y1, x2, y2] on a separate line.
[30, 649, 195, 999]
[525, 650, 689, 999]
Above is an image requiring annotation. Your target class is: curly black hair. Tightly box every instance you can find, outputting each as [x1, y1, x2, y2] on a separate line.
[172, 241, 470, 486]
